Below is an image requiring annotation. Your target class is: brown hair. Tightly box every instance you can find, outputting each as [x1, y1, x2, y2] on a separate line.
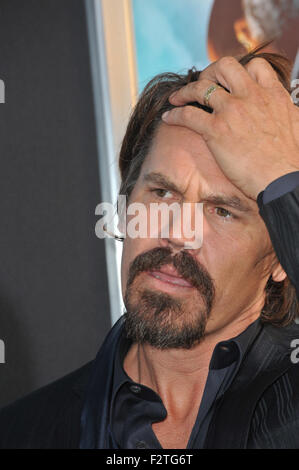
[118, 44, 298, 327]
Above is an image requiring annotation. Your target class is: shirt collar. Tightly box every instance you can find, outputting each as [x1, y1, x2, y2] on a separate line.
[210, 317, 262, 370]
[112, 317, 262, 388]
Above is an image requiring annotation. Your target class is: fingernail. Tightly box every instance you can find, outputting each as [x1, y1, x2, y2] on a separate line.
[169, 92, 177, 101]
[162, 111, 169, 121]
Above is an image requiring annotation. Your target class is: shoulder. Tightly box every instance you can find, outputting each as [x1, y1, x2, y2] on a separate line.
[0, 361, 94, 449]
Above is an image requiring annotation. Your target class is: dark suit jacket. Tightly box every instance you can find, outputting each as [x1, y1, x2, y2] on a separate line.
[0, 187, 299, 449]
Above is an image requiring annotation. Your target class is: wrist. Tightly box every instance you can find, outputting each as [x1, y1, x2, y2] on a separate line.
[254, 165, 299, 200]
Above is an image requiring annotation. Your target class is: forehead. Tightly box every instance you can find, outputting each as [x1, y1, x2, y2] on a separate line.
[138, 123, 260, 214]
[140, 123, 256, 210]
[142, 122, 226, 183]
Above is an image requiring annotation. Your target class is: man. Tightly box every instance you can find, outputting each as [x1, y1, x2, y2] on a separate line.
[0, 47, 299, 449]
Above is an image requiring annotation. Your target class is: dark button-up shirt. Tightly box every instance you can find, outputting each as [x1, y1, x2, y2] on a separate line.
[109, 318, 262, 449]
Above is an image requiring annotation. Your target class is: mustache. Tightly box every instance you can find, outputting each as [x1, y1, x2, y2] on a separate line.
[126, 247, 215, 309]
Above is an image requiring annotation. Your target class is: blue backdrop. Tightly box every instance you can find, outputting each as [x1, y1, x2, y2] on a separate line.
[132, 0, 214, 91]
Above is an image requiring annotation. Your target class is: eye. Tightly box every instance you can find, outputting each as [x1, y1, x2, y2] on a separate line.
[215, 207, 233, 219]
[205, 204, 238, 223]
[151, 188, 174, 199]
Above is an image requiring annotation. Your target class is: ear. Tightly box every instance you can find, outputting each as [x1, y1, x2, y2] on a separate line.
[271, 262, 287, 283]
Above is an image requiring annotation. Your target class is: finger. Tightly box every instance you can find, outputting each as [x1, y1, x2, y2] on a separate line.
[162, 105, 215, 139]
[198, 56, 253, 96]
[168, 79, 230, 110]
[244, 57, 282, 88]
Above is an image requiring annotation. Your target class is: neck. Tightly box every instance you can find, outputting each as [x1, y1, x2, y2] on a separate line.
[123, 307, 260, 419]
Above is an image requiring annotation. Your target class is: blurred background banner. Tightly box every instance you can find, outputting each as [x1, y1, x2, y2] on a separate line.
[132, 0, 299, 87]
[0, 0, 298, 407]
[132, 0, 213, 89]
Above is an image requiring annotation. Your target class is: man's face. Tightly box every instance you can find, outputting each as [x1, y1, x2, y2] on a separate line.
[121, 123, 275, 349]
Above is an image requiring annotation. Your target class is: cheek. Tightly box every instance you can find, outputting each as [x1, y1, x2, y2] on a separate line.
[121, 234, 158, 297]
[121, 237, 137, 295]
[202, 226, 247, 265]
[200, 224, 268, 285]
[203, 212, 270, 259]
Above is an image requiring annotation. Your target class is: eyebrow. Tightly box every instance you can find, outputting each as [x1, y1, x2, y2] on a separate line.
[200, 194, 252, 213]
[143, 172, 184, 194]
[143, 171, 253, 213]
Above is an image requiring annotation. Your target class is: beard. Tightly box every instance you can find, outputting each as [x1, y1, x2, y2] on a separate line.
[124, 247, 215, 350]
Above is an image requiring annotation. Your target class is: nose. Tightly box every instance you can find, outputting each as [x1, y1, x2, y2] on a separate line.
[156, 201, 203, 254]
[158, 235, 185, 254]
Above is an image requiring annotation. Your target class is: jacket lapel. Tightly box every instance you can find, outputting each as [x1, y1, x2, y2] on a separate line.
[204, 322, 299, 448]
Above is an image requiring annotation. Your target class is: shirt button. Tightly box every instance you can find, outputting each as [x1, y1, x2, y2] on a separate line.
[130, 384, 141, 394]
[220, 345, 230, 352]
[136, 441, 147, 449]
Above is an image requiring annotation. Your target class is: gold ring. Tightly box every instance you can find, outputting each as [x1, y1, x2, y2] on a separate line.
[204, 84, 221, 107]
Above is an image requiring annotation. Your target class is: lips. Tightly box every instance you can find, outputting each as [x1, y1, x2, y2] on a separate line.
[147, 265, 193, 288]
